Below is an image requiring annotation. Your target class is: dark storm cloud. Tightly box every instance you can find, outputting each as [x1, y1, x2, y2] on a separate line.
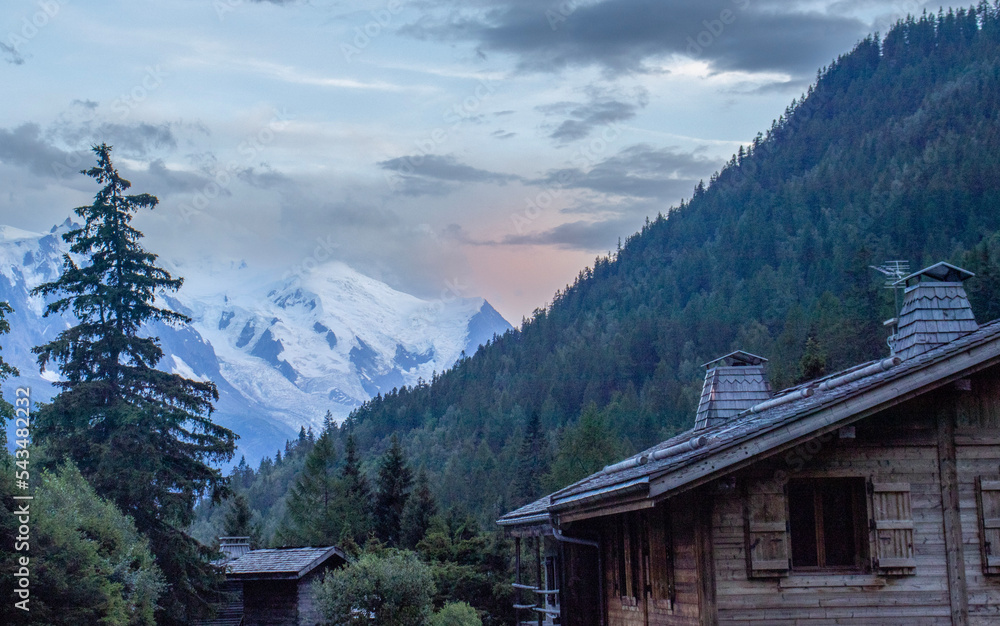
[535, 144, 716, 199]
[379, 154, 523, 195]
[405, 0, 867, 77]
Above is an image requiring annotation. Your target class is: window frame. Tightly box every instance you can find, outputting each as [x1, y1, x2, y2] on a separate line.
[787, 477, 870, 573]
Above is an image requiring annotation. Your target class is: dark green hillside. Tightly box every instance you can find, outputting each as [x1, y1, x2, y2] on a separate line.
[343, 6, 1000, 520]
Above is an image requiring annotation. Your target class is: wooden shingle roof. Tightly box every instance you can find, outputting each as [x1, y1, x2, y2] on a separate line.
[226, 546, 347, 580]
[499, 319, 1000, 527]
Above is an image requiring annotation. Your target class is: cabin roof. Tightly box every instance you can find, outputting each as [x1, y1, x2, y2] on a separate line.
[498, 319, 1000, 527]
[226, 545, 347, 580]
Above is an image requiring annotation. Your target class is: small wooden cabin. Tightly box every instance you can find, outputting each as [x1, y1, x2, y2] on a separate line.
[498, 262, 1000, 625]
[201, 544, 347, 626]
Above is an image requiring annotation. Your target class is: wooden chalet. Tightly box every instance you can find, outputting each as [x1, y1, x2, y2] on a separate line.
[195, 541, 347, 626]
[498, 262, 1000, 625]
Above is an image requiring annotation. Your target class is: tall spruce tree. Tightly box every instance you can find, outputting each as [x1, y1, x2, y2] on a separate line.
[277, 426, 342, 546]
[31, 145, 237, 625]
[512, 411, 548, 506]
[400, 467, 437, 549]
[373, 433, 413, 545]
[222, 492, 262, 549]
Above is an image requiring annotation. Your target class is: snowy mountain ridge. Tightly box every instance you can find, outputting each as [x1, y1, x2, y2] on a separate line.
[0, 221, 512, 465]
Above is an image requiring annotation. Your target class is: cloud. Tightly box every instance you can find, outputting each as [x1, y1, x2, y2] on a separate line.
[537, 88, 648, 143]
[501, 216, 636, 251]
[405, 0, 867, 77]
[535, 143, 716, 199]
[141, 159, 216, 196]
[236, 164, 291, 189]
[2, 41, 25, 65]
[379, 154, 523, 195]
[0, 124, 89, 179]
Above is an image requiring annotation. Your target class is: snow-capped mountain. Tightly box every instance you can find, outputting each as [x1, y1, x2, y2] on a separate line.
[0, 220, 512, 465]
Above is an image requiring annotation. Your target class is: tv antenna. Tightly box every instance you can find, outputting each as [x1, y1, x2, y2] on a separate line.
[870, 260, 910, 355]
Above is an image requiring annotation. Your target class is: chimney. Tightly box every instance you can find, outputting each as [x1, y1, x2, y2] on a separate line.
[695, 351, 772, 430]
[219, 536, 251, 562]
[892, 262, 978, 360]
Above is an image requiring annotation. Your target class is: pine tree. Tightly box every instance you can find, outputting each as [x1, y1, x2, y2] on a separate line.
[373, 433, 413, 545]
[400, 467, 437, 549]
[30, 144, 237, 625]
[278, 427, 342, 546]
[222, 492, 262, 549]
[512, 412, 548, 506]
[544, 403, 627, 491]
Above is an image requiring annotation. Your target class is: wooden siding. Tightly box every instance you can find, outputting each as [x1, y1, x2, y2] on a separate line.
[957, 370, 1000, 624]
[297, 571, 324, 626]
[600, 494, 701, 626]
[710, 375, 1000, 625]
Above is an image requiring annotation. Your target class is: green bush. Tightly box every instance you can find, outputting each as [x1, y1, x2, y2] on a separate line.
[430, 602, 483, 626]
[316, 548, 435, 625]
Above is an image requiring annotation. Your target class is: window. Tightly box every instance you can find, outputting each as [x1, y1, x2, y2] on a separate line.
[788, 478, 868, 570]
[976, 477, 1000, 575]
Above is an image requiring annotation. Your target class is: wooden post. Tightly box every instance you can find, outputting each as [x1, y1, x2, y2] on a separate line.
[938, 393, 969, 625]
[515, 537, 522, 626]
[536, 538, 543, 626]
[697, 493, 718, 626]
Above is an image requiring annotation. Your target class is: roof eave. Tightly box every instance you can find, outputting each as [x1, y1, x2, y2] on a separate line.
[512, 325, 1000, 525]
[648, 332, 1000, 501]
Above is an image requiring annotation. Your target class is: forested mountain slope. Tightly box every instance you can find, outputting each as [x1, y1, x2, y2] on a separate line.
[316, 8, 1000, 521]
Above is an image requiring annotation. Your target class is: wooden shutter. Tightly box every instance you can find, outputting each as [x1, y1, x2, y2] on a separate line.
[745, 478, 790, 578]
[870, 481, 916, 573]
[976, 477, 1000, 574]
[646, 507, 675, 607]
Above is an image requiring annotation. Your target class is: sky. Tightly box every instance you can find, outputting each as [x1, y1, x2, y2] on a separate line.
[0, 0, 959, 323]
